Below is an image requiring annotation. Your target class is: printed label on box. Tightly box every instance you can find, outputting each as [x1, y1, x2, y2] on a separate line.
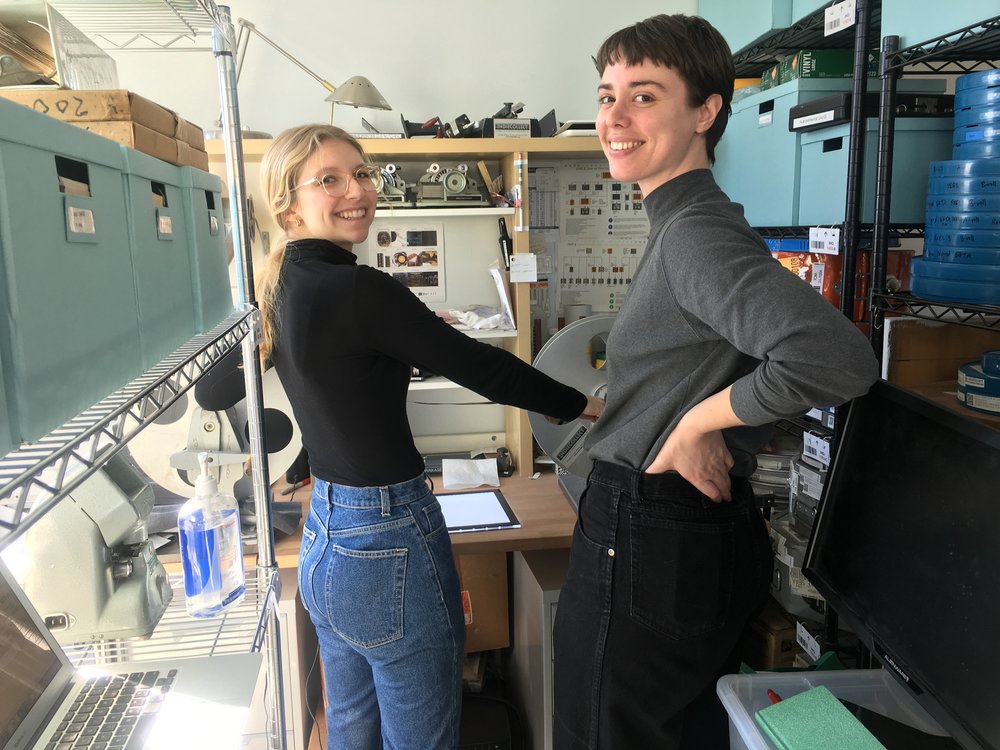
[825, 0, 856, 36]
[797, 621, 822, 661]
[803, 431, 832, 466]
[461, 590, 473, 625]
[67, 205, 96, 234]
[809, 226, 840, 254]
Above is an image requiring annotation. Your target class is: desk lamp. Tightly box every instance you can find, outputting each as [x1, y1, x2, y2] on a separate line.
[235, 18, 391, 124]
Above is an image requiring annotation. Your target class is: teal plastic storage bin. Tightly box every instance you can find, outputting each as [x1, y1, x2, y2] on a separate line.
[179, 167, 234, 333]
[792, 0, 829, 22]
[798, 117, 954, 224]
[0, 354, 14, 458]
[881, 0, 997, 49]
[0, 97, 143, 444]
[120, 147, 196, 369]
[713, 78, 856, 226]
[699, 0, 791, 54]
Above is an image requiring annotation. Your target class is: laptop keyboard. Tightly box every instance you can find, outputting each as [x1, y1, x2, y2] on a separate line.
[45, 669, 176, 750]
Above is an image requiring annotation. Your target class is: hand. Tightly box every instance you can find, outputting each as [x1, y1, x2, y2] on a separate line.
[646, 420, 734, 502]
[579, 395, 604, 423]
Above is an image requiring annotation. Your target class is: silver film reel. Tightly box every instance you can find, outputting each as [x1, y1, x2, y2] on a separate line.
[528, 314, 614, 477]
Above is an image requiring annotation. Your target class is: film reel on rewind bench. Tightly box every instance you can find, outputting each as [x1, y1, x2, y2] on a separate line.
[527, 315, 615, 503]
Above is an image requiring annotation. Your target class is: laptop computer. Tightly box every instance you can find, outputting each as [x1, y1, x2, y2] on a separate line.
[0, 556, 262, 750]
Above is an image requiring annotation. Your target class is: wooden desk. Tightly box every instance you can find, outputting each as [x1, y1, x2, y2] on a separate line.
[261, 469, 577, 567]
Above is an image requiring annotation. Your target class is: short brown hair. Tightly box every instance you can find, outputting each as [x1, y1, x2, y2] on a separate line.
[595, 14, 734, 164]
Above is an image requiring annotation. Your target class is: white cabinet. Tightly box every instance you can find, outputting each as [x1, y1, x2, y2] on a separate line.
[510, 548, 570, 750]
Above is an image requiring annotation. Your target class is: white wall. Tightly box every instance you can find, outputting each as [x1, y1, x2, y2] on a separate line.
[109, 0, 696, 137]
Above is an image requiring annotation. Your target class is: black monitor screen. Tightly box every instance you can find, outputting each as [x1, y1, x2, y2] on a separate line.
[805, 380, 1000, 750]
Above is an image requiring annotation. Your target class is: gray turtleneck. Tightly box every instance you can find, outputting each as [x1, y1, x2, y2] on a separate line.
[585, 169, 879, 474]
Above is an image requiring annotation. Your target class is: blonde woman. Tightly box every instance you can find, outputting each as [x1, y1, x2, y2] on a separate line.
[256, 124, 602, 749]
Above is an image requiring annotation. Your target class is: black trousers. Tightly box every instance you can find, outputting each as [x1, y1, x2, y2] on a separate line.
[552, 460, 773, 749]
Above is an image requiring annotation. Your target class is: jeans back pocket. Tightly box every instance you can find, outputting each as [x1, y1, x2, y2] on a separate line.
[326, 543, 408, 648]
[629, 513, 735, 639]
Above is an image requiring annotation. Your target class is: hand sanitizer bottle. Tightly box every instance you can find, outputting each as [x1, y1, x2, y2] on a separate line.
[178, 452, 246, 617]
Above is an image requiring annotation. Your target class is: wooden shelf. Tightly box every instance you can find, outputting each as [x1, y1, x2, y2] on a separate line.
[374, 207, 514, 217]
[207, 137, 603, 161]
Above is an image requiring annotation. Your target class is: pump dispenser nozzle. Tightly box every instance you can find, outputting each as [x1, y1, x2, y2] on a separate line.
[194, 452, 220, 497]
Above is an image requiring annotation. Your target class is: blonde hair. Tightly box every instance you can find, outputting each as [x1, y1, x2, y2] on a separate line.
[255, 124, 370, 364]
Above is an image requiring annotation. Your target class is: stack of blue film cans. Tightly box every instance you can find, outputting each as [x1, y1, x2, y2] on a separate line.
[912, 69, 1000, 305]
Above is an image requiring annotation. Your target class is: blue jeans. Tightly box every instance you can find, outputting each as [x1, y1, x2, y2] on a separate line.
[298, 474, 464, 750]
[552, 460, 773, 749]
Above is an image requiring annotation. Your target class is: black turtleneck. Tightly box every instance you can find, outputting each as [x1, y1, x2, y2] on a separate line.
[269, 238, 586, 486]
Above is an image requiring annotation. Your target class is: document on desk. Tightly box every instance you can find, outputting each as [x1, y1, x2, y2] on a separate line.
[439, 489, 521, 533]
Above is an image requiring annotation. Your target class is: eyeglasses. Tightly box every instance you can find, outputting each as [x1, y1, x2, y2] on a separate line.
[293, 165, 384, 197]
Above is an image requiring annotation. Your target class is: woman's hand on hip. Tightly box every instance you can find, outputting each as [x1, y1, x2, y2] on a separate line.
[646, 421, 735, 503]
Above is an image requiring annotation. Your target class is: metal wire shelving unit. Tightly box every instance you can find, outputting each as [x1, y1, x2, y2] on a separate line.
[869, 15, 1000, 360]
[0, 2, 288, 747]
[64, 568, 280, 666]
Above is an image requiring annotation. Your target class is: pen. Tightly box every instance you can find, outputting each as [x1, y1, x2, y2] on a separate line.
[766, 689, 783, 705]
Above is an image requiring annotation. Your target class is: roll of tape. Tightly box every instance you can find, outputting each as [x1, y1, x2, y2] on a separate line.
[929, 159, 1000, 178]
[922, 244, 1000, 265]
[924, 228, 1000, 248]
[956, 382, 1000, 415]
[959, 361, 1000, 396]
[911, 275, 1000, 305]
[982, 350, 1000, 377]
[955, 85, 1000, 110]
[956, 69, 1000, 93]
[926, 176, 1000, 196]
[952, 140, 1000, 159]
[953, 124, 1000, 146]
[910, 257, 1000, 283]
[927, 193, 1000, 213]
[955, 105, 1000, 129]
[924, 211, 999, 230]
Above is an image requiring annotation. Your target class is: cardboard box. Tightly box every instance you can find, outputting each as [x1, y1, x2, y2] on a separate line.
[455, 552, 509, 653]
[743, 597, 806, 670]
[782, 49, 855, 82]
[77, 120, 177, 162]
[72, 121, 209, 170]
[0, 88, 205, 147]
[885, 318, 1000, 388]
[760, 64, 780, 91]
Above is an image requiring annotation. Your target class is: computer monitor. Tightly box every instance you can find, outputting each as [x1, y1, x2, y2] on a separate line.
[805, 379, 1000, 750]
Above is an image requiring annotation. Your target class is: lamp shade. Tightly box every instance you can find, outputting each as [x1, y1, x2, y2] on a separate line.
[325, 75, 391, 110]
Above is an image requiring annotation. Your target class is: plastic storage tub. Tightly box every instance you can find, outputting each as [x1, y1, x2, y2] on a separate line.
[881, 0, 997, 50]
[179, 166, 234, 333]
[0, 97, 143, 444]
[699, 0, 791, 55]
[120, 146, 196, 368]
[714, 78, 855, 226]
[798, 117, 954, 224]
[717, 669, 951, 750]
[0, 353, 12, 458]
[791, 0, 829, 22]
